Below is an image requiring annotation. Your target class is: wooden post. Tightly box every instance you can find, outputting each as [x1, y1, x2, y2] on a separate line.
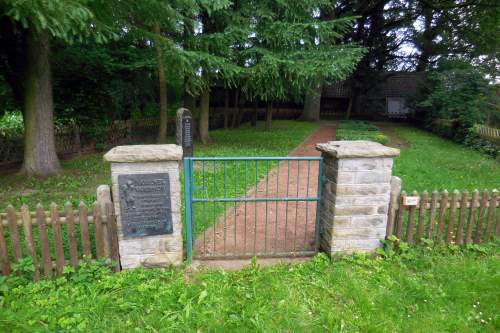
[105, 202, 120, 272]
[97, 185, 112, 258]
[405, 191, 419, 244]
[456, 191, 468, 245]
[50, 203, 65, 275]
[93, 203, 105, 258]
[65, 202, 79, 268]
[386, 176, 401, 237]
[465, 190, 479, 244]
[445, 190, 460, 244]
[37, 204, 52, 278]
[436, 190, 449, 242]
[415, 191, 428, 243]
[6, 206, 21, 262]
[475, 190, 489, 244]
[395, 191, 407, 239]
[79, 202, 91, 258]
[427, 191, 439, 239]
[21, 205, 39, 280]
[484, 190, 498, 240]
[0, 214, 11, 275]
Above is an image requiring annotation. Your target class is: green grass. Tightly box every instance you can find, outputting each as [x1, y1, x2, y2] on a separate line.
[1, 245, 498, 332]
[0, 121, 318, 209]
[391, 126, 499, 192]
[335, 122, 499, 192]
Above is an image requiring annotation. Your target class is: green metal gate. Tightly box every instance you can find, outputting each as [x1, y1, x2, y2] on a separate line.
[183, 157, 323, 260]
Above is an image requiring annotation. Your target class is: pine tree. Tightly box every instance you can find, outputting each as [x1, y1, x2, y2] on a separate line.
[235, 0, 365, 129]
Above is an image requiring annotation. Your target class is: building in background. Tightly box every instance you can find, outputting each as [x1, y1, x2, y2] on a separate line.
[321, 72, 424, 120]
[209, 71, 424, 124]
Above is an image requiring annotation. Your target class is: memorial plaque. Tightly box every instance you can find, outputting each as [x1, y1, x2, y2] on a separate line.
[118, 173, 173, 238]
[176, 108, 193, 157]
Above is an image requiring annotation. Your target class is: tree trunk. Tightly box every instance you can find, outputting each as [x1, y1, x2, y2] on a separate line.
[251, 100, 258, 126]
[265, 102, 273, 131]
[154, 23, 168, 143]
[231, 90, 240, 128]
[223, 89, 230, 129]
[302, 83, 322, 121]
[20, 29, 61, 177]
[234, 94, 245, 128]
[346, 96, 353, 120]
[199, 90, 211, 144]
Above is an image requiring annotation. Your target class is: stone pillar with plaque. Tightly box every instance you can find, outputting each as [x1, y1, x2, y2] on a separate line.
[104, 144, 183, 269]
[176, 108, 193, 158]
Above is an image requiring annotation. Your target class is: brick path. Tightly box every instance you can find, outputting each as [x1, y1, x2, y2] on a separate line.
[194, 123, 336, 258]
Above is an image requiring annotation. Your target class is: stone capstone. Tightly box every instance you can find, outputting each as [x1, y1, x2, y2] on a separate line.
[104, 144, 183, 163]
[316, 141, 400, 158]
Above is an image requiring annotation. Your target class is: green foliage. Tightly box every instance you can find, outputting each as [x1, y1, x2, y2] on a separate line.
[464, 132, 500, 160]
[0, 111, 23, 137]
[0, 244, 498, 332]
[414, 60, 495, 142]
[3, 0, 117, 42]
[236, 0, 365, 101]
[336, 120, 388, 144]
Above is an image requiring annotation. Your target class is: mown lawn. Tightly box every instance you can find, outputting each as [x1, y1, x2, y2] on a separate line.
[0, 245, 498, 332]
[0, 121, 319, 209]
[390, 126, 499, 192]
[336, 121, 499, 192]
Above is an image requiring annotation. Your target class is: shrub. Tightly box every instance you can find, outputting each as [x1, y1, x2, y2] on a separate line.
[0, 111, 24, 138]
[464, 131, 500, 160]
[413, 60, 495, 142]
[336, 120, 388, 144]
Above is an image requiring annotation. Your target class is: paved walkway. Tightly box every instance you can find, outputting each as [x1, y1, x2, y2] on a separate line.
[194, 123, 336, 258]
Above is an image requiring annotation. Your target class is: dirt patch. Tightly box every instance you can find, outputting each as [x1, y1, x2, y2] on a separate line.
[375, 122, 410, 149]
[193, 123, 336, 258]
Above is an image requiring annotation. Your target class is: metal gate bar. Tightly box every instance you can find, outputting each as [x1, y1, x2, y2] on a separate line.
[184, 156, 323, 261]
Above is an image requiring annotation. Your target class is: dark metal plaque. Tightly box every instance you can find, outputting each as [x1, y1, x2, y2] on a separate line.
[118, 173, 173, 238]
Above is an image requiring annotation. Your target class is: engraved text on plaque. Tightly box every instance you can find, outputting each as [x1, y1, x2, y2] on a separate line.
[118, 173, 173, 238]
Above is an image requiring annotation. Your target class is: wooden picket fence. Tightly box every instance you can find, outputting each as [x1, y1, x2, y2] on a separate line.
[0, 202, 120, 280]
[475, 124, 500, 140]
[387, 189, 500, 245]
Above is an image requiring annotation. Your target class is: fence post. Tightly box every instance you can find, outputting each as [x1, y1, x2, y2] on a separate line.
[97, 185, 112, 258]
[386, 176, 401, 237]
[104, 144, 184, 269]
[316, 141, 400, 255]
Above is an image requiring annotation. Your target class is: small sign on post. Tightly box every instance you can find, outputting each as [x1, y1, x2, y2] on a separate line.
[176, 108, 193, 158]
[402, 196, 420, 206]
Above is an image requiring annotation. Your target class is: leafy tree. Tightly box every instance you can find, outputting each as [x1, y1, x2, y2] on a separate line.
[415, 60, 494, 141]
[410, 0, 500, 77]
[0, 0, 117, 176]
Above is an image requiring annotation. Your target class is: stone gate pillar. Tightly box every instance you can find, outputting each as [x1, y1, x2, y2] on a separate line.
[104, 144, 183, 269]
[316, 141, 400, 255]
